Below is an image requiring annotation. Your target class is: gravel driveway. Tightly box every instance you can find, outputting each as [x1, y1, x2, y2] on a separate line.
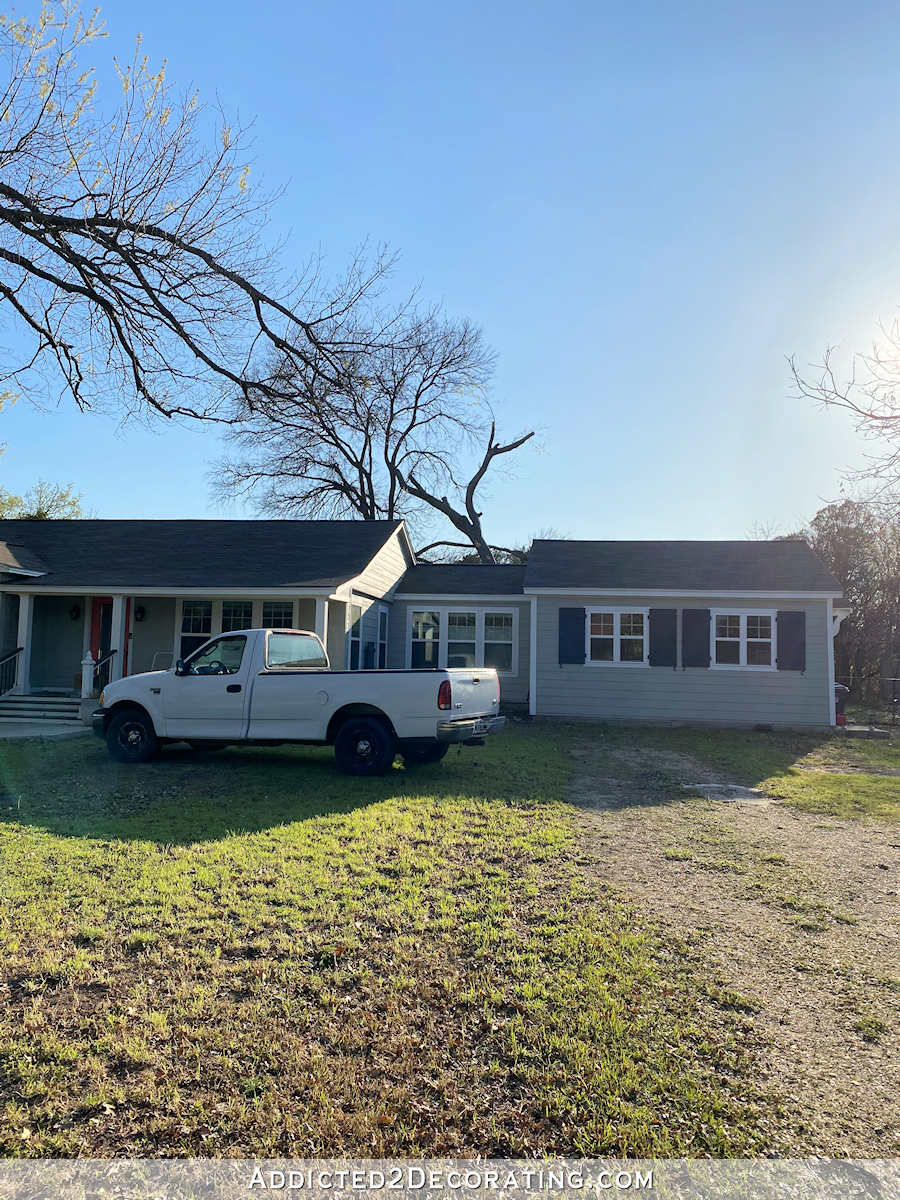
[567, 734, 900, 1156]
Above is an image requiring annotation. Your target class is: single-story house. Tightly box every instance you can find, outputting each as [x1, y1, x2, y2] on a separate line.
[0, 518, 847, 728]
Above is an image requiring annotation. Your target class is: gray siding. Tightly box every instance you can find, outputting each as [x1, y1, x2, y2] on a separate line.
[533, 594, 831, 728]
[130, 598, 177, 675]
[351, 528, 412, 599]
[30, 596, 84, 690]
[386, 598, 532, 706]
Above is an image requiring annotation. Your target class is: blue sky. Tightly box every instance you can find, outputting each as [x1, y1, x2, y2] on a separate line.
[3, 0, 900, 544]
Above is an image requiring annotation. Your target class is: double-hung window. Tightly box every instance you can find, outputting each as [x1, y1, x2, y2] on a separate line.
[410, 610, 441, 667]
[408, 608, 517, 673]
[586, 609, 648, 665]
[262, 600, 294, 629]
[712, 610, 775, 669]
[221, 600, 252, 632]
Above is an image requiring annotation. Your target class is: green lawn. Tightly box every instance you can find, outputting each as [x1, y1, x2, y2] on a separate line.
[0, 728, 767, 1158]
[2, 721, 894, 1157]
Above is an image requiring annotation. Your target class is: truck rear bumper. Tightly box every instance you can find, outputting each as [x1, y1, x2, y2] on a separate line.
[437, 715, 506, 743]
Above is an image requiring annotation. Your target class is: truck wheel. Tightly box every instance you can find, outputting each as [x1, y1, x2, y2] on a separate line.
[107, 708, 158, 763]
[334, 717, 395, 776]
[402, 742, 449, 766]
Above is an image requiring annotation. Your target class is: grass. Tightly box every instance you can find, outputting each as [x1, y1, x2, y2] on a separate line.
[0, 728, 768, 1158]
[565, 723, 900, 822]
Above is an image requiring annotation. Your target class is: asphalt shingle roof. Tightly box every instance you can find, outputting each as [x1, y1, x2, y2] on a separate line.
[0, 519, 403, 589]
[395, 563, 526, 595]
[524, 540, 841, 593]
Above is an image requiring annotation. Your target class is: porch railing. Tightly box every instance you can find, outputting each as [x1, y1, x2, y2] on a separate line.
[81, 649, 117, 697]
[0, 647, 23, 696]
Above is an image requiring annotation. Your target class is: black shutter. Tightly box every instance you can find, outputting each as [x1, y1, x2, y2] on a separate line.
[648, 608, 677, 667]
[363, 641, 376, 669]
[682, 608, 711, 667]
[776, 610, 805, 671]
[558, 607, 586, 664]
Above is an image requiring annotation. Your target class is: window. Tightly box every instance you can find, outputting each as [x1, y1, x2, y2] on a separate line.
[181, 600, 211, 635]
[712, 610, 774, 669]
[179, 599, 212, 660]
[348, 603, 362, 669]
[408, 608, 518, 673]
[185, 634, 246, 675]
[222, 600, 252, 632]
[266, 632, 328, 670]
[262, 600, 294, 629]
[586, 609, 648, 666]
[484, 612, 514, 671]
[447, 611, 476, 667]
[378, 607, 388, 669]
[411, 610, 440, 668]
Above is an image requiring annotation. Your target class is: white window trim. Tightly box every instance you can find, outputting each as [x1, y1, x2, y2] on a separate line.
[405, 606, 519, 675]
[710, 608, 777, 671]
[585, 607, 650, 667]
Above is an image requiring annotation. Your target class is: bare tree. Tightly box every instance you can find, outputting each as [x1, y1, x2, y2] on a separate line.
[791, 324, 900, 496]
[0, 2, 388, 423]
[216, 307, 534, 562]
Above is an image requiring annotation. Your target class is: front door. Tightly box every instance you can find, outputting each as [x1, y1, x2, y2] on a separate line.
[161, 633, 251, 740]
[90, 598, 113, 690]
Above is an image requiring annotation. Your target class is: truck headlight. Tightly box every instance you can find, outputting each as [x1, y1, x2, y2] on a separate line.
[98, 691, 105, 706]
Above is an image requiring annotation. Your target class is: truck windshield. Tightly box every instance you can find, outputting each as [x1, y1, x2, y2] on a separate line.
[185, 635, 246, 675]
[266, 632, 328, 669]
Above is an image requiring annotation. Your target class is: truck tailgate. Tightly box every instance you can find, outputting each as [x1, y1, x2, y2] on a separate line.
[445, 668, 500, 716]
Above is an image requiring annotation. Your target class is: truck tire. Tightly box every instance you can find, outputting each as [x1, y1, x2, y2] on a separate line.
[402, 742, 449, 766]
[334, 716, 395, 776]
[107, 708, 158, 764]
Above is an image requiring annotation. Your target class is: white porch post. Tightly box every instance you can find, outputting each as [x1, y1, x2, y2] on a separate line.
[13, 593, 33, 694]
[315, 598, 328, 645]
[109, 595, 126, 683]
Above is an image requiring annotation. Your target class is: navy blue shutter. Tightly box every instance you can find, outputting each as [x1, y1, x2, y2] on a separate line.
[558, 607, 586, 664]
[682, 608, 711, 667]
[363, 641, 376, 669]
[648, 608, 677, 667]
[776, 611, 805, 671]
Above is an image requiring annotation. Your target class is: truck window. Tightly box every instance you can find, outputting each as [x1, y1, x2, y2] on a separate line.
[266, 632, 328, 670]
[185, 635, 247, 675]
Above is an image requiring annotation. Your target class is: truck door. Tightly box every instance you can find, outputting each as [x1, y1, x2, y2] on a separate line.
[162, 633, 252, 740]
[247, 630, 330, 739]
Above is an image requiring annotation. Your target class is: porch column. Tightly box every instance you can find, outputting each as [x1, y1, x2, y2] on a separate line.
[12, 593, 33, 694]
[109, 595, 126, 683]
[315, 598, 328, 645]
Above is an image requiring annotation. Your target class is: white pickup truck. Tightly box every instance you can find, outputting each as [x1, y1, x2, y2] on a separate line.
[92, 627, 505, 775]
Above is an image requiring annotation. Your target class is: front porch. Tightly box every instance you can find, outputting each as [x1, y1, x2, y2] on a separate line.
[0, 591, 351, 716]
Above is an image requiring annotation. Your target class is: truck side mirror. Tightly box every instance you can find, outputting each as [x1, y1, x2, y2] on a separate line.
[175, 659, 186, 676]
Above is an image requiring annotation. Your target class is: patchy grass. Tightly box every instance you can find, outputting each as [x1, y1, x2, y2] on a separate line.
[759, 770, 899, 821]
[0, 729, 767, 1158]
[852, 1016, 889, 1044]
[562, 722, 900, 822]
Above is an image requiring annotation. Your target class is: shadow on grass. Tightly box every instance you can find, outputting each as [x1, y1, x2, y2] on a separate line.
[551, 720, 834, 809]
[0, 731, 558, 845]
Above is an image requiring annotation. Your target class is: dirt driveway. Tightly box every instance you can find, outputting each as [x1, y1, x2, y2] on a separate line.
[567, 733, 899, 1156]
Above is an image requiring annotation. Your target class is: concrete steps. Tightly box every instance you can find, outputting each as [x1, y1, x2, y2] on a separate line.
[0, 694, 82, 722]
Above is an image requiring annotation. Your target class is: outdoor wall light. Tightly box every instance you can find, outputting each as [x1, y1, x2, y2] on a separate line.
[134, 606, 146, 622]
[69, 604, 80, 621]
